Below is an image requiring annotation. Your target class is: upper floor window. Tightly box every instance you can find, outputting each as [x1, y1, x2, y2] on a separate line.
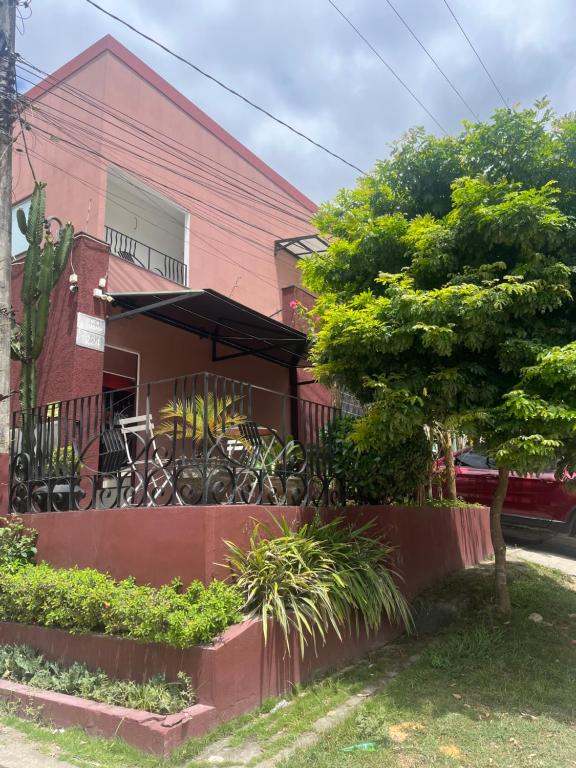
[12, 197, 31, 259]
[104, 168, 188, 286]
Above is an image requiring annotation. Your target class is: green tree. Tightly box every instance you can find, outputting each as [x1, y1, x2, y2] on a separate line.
[302, 103, 576, 614]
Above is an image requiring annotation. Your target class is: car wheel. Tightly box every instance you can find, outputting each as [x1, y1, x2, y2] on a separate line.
[568, 510, 576, 537]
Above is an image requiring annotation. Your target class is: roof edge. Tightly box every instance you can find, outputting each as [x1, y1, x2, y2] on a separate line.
[24, 35, 318, 213]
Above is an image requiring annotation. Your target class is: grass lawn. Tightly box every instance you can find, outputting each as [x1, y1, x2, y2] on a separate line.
[2, 560, 576, 768]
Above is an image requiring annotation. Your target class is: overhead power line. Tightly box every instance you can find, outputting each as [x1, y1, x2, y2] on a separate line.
[26, 144, 288, 293]
[383, 0, 480, 121]
[441, 0, 508, 108]
[9, 55, 328, 242]
[83, 0, 366, 176]
[25, 146, 307, 352]
[15, 55, 317, 218]
[10, 59, 326, 270]
[326, 0, 448, 135]
[29, 119, 285, 240]
[18, 81, 312, 232]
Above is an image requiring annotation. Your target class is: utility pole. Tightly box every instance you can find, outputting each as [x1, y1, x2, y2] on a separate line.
[0, 0, 15, 462]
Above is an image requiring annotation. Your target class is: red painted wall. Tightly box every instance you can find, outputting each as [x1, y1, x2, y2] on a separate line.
[282, 284, 333, 409]
[3, 504, 492, 748]
[27, 504, 492, 595]
[8, 237, 298, 426]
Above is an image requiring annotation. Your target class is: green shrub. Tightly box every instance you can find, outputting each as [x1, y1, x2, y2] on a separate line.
[0, 644, 194, 714]
[323, 415, 430, 504]
[47, 446, 84, 477]
[0, 517, 37, 568]
[226, 515, 412, 656]
[0, 563, 244, 648]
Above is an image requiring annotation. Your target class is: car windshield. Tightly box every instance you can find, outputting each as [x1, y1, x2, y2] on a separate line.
[455, 451, 495, 469]
[456, 450, 559, 474]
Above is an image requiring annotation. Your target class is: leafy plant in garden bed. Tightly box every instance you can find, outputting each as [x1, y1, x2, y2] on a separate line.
[0, 517, 37, 569]
[0, 563, 243, 648]
[226, 515, 412, 655]
[0, 643, 194, 714]
[322, 414, 430, 504]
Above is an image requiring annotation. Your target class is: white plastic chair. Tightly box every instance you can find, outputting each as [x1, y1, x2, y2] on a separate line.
[119, 414, 177, 505]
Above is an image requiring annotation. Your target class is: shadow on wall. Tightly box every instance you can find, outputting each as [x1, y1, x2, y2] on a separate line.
[25, 503, 492, 591]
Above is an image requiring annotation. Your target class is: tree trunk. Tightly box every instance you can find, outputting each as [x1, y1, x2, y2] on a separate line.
[442, 429, 457, 501]
[490, 465, 511, 615]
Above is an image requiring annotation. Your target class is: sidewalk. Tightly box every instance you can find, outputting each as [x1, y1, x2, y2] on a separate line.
[0, 724, 75, 768]
[507, 533, 576, 576]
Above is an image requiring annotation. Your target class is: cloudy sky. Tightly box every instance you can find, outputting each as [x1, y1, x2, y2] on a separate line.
[15, 0, 576, 204]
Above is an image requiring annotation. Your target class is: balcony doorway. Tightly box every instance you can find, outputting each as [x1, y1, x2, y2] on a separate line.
[104, 167, 188, 286]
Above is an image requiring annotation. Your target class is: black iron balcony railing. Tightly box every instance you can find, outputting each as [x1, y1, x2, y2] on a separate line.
[9, 372, 343, 513]
[105, 226, 188, 286]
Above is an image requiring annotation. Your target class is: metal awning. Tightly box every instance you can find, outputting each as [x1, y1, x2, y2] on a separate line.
[109, 288, 308, 368]
[275, 234, 329, 258]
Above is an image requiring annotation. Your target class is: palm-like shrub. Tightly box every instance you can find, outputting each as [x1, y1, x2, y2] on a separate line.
[226, 515, 412, 655]
[156, 394, 247, 445]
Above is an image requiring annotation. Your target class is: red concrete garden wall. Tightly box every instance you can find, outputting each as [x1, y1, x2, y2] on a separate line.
[0, 618, 398, 710]
[0, 617, 399, 754]
[0, 504, 492, 753]
[25, 504, 492, 593]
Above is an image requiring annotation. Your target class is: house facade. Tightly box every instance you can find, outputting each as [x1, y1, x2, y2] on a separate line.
[9, 36, 339, 512]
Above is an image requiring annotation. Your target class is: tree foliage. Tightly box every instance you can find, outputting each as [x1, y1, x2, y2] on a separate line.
[302, 102, 576, 613]
[324, 415, 430, 505]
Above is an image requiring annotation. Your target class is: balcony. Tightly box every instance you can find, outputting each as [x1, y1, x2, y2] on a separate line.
[105, 226, 188, 286]
[104, 167, 188, 287]
[9, 372, 343, 512]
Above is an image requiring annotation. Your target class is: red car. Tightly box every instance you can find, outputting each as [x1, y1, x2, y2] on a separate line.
[450, 450, 576, 537]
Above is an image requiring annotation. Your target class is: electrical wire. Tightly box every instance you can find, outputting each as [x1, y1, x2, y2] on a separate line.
[326, 0, 448, 135]
[31, 141, 284, 270]
[383, 0, 480, 121]
[28, 119, 291, 241]
[24, 93, 314, 231]
[16, 0, 32, 36]
[441, 0, 508, 108]
[16, 110, 35, 181]
[6, 52, 323, 298]
[25, 141, 297, 292]
[13, 57, 318, 222]
[15, 67, 312, 223]
[29, 127, 278, 256]
[83, 0, 366, 175]
[4, 79, 293, 258]
[14, 77, 36, 181]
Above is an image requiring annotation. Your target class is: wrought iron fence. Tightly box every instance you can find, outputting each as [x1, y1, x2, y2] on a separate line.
[10, 372, 343, 513]
[104, 226, 188, 286]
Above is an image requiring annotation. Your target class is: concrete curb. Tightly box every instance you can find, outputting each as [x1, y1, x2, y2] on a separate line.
[0, 679, 217, 756]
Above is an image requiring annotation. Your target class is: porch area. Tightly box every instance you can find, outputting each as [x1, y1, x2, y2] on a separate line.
[9, 372, 341, 514]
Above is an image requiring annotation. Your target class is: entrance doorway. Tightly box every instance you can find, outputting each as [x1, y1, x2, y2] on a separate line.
[102, 346, 139, 427]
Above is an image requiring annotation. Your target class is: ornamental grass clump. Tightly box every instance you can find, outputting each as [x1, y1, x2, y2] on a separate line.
[226, 515, 412, 655]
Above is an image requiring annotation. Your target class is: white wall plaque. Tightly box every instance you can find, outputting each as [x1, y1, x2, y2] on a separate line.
[77, 312, 105, 335]
[76, 312, 105, 352]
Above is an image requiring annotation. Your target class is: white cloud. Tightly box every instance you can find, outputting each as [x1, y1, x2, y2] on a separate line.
[16, 0, 576, 202]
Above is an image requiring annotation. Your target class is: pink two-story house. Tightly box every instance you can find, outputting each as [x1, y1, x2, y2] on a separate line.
[9, 36, 340, 512]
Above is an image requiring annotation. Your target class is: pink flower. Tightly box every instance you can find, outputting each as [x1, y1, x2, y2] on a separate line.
[289, 300, 299, 309]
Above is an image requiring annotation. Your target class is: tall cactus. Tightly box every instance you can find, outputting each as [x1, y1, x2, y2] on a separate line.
[12, 182, 74, 426]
